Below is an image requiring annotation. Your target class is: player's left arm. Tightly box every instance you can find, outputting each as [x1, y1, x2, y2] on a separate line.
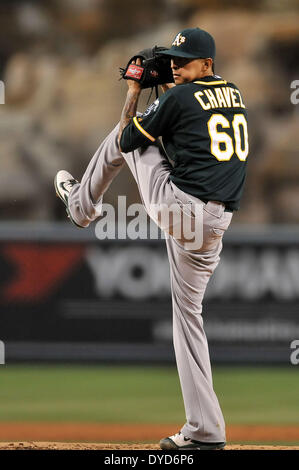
[119, 89, 181, 153]
[118, 59, 142, 151]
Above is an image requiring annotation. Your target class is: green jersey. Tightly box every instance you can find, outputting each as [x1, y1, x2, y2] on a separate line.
[120, 75, 249, 211]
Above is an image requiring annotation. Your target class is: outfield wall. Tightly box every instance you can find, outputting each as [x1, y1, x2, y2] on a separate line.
[0, 222, 299, 364]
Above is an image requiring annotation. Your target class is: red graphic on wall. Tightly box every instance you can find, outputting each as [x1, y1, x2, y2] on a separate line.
[2, 244, 84, 302]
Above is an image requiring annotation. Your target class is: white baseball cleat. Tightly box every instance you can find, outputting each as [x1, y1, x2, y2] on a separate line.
[159, 432, 226, 450]
[54, 170, 83, 228]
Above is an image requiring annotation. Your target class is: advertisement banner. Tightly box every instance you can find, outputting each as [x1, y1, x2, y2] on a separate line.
[0, 223, 298, 363]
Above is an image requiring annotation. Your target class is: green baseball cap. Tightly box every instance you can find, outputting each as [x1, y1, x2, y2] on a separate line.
[159, 27, 216, 59]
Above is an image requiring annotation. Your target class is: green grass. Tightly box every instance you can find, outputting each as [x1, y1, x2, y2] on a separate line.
[0, 365, 298, 425]
[0, 365, 184, 423]
[214, 367, 299, 425]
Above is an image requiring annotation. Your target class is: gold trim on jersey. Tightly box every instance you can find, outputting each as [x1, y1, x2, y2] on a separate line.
[194, 80, 227, 85]
[133, 116, 155, 142]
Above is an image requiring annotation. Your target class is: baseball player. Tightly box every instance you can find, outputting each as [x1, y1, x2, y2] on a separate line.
[55, 27, 249, 450]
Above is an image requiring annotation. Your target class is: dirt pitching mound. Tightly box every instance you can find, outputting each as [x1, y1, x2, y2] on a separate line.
[1, 423, 299, 443]
[0, 442, 299, 450]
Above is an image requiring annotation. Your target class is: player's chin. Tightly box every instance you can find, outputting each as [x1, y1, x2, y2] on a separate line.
[173, 75, 183, 85]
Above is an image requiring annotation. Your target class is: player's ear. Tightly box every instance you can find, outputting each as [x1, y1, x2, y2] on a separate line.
[204, 58, 213, 71]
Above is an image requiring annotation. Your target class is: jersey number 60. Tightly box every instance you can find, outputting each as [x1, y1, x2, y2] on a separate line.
[207, 114, 249, 162]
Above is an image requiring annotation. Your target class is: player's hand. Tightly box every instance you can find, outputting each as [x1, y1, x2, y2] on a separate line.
[126, 58, 142, 93]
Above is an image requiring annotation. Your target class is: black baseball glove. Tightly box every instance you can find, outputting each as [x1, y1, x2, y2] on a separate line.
[120, 46, 174, 89]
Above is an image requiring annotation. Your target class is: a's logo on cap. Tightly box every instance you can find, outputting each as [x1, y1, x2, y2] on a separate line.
[172, 33, 186, 47]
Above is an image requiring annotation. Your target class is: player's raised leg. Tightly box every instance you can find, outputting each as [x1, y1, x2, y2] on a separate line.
[55, 123, 179, 231]
[54, 124, 125, 227]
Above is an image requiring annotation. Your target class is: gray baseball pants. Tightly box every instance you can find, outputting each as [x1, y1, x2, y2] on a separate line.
[68, 123, 232, 443]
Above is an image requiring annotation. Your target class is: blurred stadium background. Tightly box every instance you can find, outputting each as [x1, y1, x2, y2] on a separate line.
[0, 0, 299, 445]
